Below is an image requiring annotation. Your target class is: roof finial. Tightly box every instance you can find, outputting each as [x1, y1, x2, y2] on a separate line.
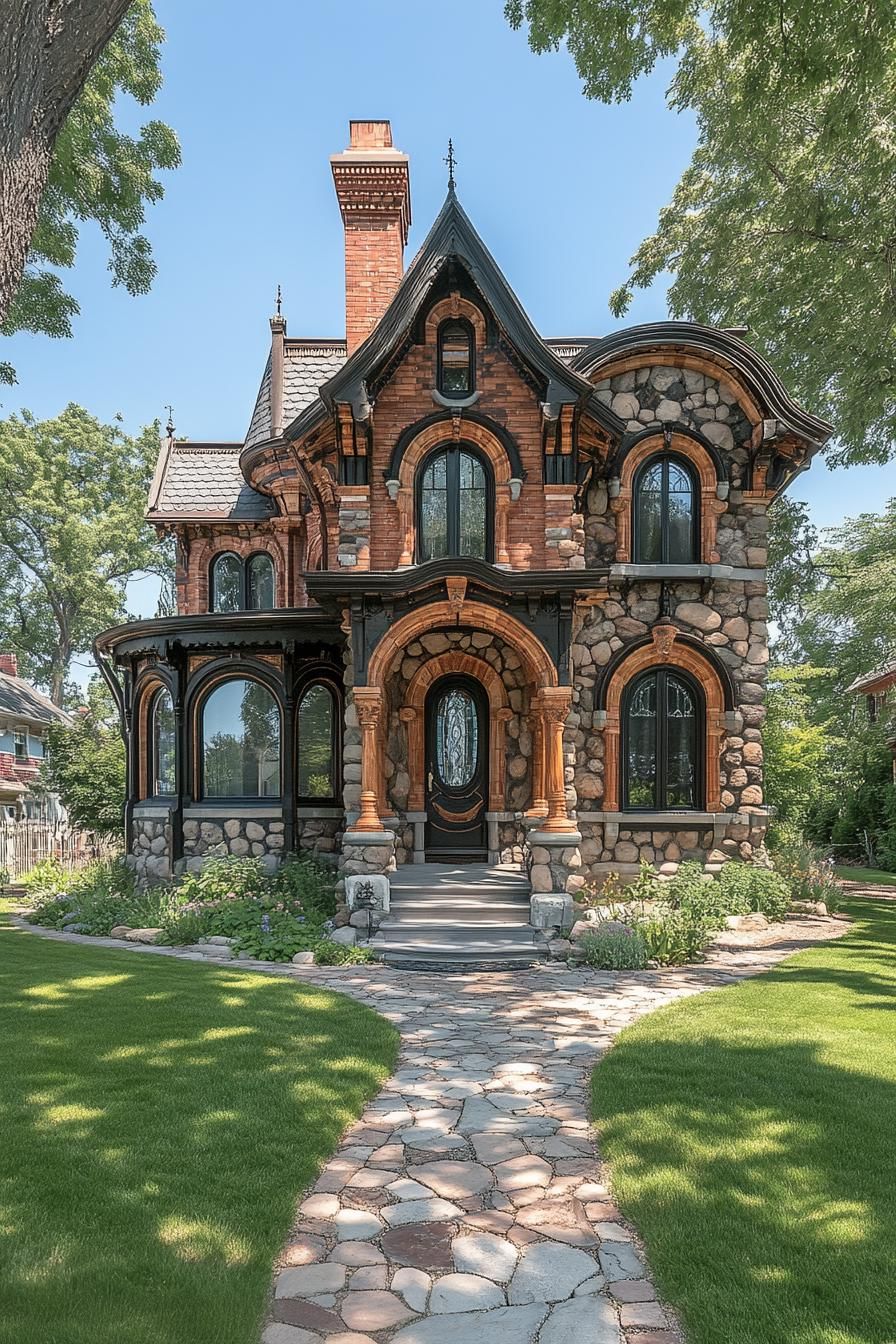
[445, 139, 456, 192]
[276, 283, 282, 316]
[165, 405, 175, 438]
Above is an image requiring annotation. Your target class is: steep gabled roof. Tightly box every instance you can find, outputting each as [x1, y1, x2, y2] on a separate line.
[0, 672, 72, 728]
[244, 340, 347, 450]
[572, 323, 833, 449]
[283, 190, 624, 443]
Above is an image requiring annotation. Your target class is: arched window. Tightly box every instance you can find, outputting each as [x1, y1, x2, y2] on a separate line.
[418, 445, 490, 562]
[634, 455, 698, 563]
[623, 668, 702, 810]
[150, 688, 176, 796]
[211, 552, 243, 612]
[210, 551, 277, 611]
[297, 682, 337, 801]
[247, 553, 275, 610]
[437, 319, 474, 399]
[201, 679, 280, 798]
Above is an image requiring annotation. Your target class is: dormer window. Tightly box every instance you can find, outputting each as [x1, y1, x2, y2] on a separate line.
[437, 319, 474, 399]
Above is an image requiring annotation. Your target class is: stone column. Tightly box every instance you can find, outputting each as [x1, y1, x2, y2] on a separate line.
[353, 686, 385, 831]
[526, 705, 548, 817]
[539, 686, 576, 833]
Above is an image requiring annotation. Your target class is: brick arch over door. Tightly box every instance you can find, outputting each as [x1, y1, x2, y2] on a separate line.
[402, 651, 511, 812]
[601, 631, 728, 813]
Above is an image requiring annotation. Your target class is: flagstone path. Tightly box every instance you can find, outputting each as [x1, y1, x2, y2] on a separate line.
[16, 912, 848, 1344]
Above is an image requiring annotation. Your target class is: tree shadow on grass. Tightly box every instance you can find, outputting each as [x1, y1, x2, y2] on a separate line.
[0, 923, 398, 1344]
[594, 1033, 896, 1344]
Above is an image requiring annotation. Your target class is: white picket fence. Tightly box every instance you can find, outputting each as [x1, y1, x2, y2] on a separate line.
[0, 821, 118, 881]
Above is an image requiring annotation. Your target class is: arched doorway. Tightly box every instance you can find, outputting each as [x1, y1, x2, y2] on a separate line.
[424, 675, 488, 860]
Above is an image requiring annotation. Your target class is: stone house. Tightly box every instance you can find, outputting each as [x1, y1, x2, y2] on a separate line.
[96, 120, 831, 962]
[849, 661, 896, 780]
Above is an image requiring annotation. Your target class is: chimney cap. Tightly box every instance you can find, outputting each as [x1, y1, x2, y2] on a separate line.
[348, 120, 394, 150]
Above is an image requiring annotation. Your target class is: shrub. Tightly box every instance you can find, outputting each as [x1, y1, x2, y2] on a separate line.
[577, 924, 648, 970]
[313, 940, 377, 966]
[275, 855, 337, 920]
[718, 862, 791, 921]
[21, 857, 68, 899]
[25, 890, 80, 929]
[769, 826, 841, 911]
[635, 906, 714, 965]
[68, 859, 138, 935]
[176, 856, 269, 906]
[665, 860, 746, 925]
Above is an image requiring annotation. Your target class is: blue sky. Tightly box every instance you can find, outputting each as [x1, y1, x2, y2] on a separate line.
[3, 0, 893, 670]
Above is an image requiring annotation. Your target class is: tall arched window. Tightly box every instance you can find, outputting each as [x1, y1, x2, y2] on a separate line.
[247, 553, 275, 610]
[623, 668, 702, 810]
[211, 552, 243, 612]
[210, 551, 277, 611]
[201, 679, 280, 798]
[418, 446, 490, 562]
[437, 319, 474, 399]
[151, 688, 176, 795]
[634, 455, 698, 563]
[297, 682, 337, 801]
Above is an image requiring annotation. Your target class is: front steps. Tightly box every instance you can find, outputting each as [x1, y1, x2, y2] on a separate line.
[371, 862, 546, 970]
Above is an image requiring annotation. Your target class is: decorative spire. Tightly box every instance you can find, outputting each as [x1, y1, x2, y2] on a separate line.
[276, 283, 282, 317]
[445, 138, 456, 192]
[165, 405, 175, 439]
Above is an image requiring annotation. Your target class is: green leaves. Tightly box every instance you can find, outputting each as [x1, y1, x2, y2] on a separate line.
[509, 0, 896, 462]
[0, 404, 172, 700]
[3, 0, 180, 344]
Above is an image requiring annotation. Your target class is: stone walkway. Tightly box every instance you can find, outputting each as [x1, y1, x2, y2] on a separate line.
[15, 913, 849, 1344]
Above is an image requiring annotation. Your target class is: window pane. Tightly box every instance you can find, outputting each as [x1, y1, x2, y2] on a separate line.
[152, 690, 176, 795]
[202, 679, 280, 798]
[436, 687, 478, 788]
[247, 553, 275, 610]
[458, 451, 486, 557]
[635, 462, 663, 562]
[666, 462, 695, 563]
[440, 323, 471, 395]
[212, 553, 242, 612]
[665, 674, 698, 807]
[298, 684, 335, 799]
[626, 675, 657, 808]
[420, 451, 449, 561]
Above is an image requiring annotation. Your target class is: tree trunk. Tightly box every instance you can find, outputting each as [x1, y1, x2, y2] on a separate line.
[0, 0, 133, 328]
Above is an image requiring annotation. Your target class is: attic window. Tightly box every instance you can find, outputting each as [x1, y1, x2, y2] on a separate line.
[437, 319, 474, 399]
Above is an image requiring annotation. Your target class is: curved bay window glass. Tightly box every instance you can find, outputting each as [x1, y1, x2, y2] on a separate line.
[297, 683, 337, 800]
[418, 446, 489, 562]
[201, 679, 280, 798]
[247, 552, 275, 610]
[151, 688, 176, 795]
[623, 668, 701, 810]
[437, 319, 474, 398]
[211, 552, 243, 612]
[634, 455, 698, 563]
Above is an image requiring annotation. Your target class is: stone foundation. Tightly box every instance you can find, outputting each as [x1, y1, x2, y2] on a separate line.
[182, 813, 285, 872]
[129, 809, 172, 884]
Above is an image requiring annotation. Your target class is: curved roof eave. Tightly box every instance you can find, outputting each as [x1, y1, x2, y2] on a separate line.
[571, 322, 833, 448]
[286, 190, 624, 442]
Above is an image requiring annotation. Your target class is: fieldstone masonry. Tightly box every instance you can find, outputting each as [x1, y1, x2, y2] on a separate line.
[129, 813, 172, 884]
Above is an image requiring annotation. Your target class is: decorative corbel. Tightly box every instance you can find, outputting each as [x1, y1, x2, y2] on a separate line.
[445, 576, 468, 620]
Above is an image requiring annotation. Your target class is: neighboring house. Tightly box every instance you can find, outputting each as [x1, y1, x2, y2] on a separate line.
[96, 120, 831, 959]
[848, 661, 896, 779]
[0, 654, 72, 820]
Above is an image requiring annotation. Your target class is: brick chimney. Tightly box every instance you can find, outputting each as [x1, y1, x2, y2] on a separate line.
[331, 120, 411, 355]
[0, 653, 18, 677]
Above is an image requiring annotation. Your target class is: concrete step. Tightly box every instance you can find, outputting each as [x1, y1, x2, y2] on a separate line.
[388, 899, 532, 925]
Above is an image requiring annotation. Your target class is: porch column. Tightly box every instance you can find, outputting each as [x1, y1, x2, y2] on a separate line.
[539, 685, 575, 833]
[354, 685, 385, 831]
[526, 704, 548, 817]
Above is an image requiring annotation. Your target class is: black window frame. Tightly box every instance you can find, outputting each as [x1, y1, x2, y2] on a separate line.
[436, 317, 476, 400]
[632, 453, 700, 564]
[13, 727, 27, 761]
[415, 442, 494, 563]
[149, 686, 176, 798]
[198, 675, 283, 802]
[209, 550, 276, 612]
[295, 677, 341, 807]
[621, 666, 704, 811]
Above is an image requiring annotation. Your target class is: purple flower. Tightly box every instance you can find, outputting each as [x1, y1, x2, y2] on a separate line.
[261, 913, 271, 935]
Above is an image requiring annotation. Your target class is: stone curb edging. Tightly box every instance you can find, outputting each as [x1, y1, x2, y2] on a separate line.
[11, 912, 851, 1344]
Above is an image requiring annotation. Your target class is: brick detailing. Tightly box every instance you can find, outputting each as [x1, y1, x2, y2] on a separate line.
[0, 653, 18, 676]
[331, 121, 411, 354]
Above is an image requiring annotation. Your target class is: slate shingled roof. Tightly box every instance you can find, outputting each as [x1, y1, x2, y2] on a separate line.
[0, 672, 72, 727]
[244, 340, 346, 450]
[147, 441, 277, 522]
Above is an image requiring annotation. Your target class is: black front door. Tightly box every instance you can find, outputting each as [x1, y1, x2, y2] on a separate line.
[424, 676, 488, 861]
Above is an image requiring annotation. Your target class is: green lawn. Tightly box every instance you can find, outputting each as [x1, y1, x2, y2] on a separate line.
[592, 896, 896, 1344]
[835, 865, 896, 886]
[0, 904, 397, 1344]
